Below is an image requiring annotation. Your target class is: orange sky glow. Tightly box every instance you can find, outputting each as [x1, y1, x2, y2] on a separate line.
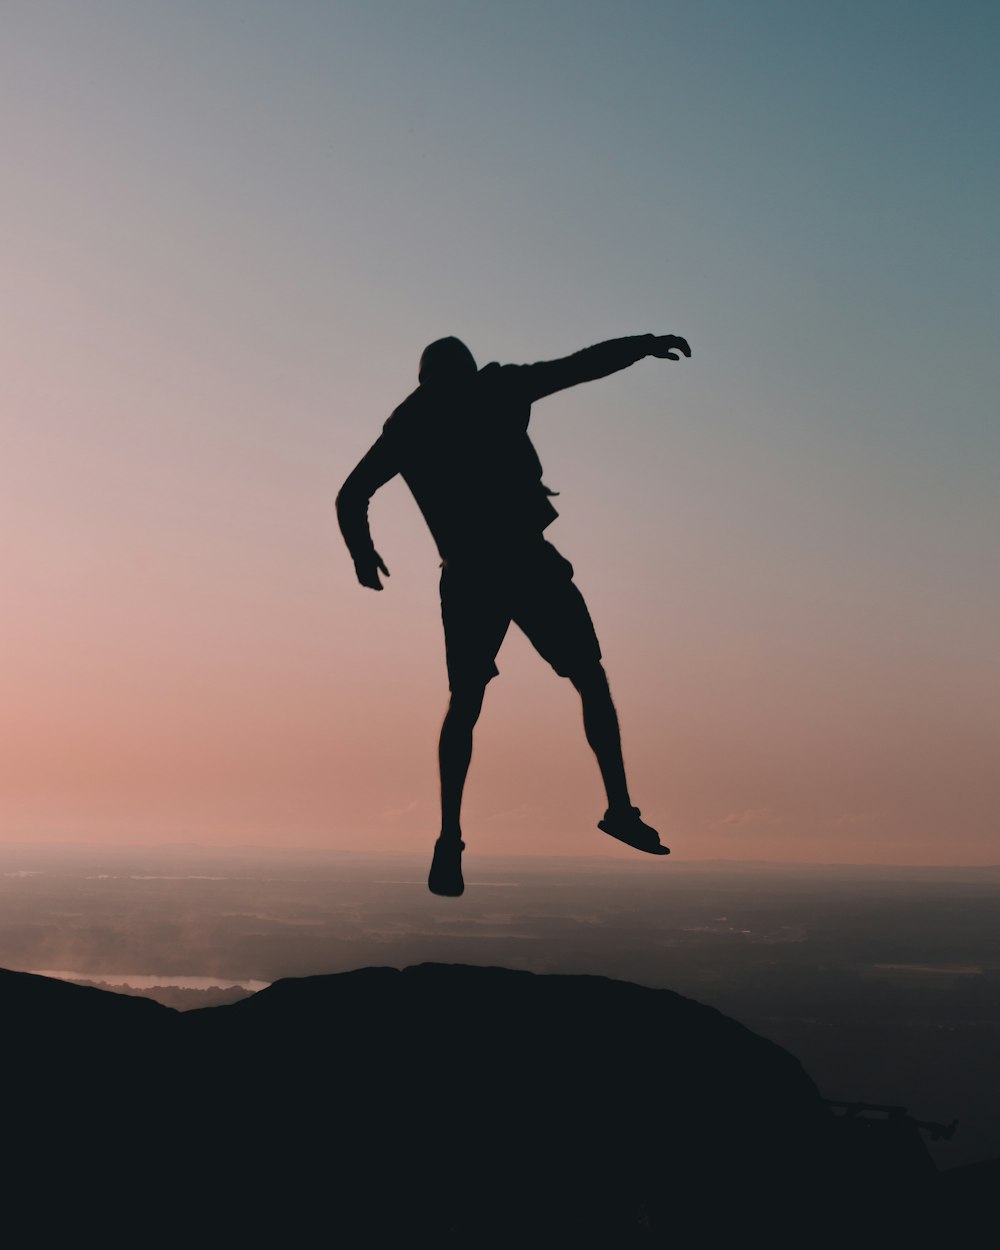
[2, 4, 997, 864]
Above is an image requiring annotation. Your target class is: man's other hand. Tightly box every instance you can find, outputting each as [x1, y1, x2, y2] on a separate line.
[648, 335, 692, 360]
[355, 552, 390, 590]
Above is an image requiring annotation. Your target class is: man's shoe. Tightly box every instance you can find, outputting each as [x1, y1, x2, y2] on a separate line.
[598, 807, 670, 855]
[428, 837, 466, 897]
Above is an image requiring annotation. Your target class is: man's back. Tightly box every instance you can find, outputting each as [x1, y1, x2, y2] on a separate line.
[383, 363, 558, 562]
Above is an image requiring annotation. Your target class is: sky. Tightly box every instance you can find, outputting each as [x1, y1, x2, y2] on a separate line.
[1, 1, 997, 862]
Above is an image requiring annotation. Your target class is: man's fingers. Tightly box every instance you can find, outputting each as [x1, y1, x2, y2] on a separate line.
[355, 560, 386, 590]
[650, 334, 692, 360]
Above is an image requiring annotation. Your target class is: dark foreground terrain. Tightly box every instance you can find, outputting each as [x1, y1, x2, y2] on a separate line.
[4, 848, 998, 1169]
[4, 962, 990, 1246]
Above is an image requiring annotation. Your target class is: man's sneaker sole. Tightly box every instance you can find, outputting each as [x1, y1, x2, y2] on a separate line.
[598, 811, 670, 856]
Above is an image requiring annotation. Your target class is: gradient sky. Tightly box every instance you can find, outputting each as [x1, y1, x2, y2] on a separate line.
[2, 1, 997, 862]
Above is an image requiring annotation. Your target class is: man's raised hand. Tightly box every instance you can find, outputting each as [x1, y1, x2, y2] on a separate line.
[355, 551, 390, 591]
[647, 335, 691, 361]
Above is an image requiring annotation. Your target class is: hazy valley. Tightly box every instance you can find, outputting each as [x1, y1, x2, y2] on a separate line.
[2, 843, 998, 1168]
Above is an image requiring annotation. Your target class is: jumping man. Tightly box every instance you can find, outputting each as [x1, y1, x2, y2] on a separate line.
[337, 332, 691, 895]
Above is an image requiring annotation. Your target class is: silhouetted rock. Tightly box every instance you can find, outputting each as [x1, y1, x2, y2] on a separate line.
[2, 964, 946, 1244]
[939, 1156, 1000, 1242]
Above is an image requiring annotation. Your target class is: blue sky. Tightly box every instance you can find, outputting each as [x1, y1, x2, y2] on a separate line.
[2, 2, 997, 858]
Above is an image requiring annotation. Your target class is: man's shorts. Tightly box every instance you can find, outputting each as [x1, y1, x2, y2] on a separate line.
[440, 541, 602, 691]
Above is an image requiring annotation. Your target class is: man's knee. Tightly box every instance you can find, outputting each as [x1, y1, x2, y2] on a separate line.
[447, 681, 488, 722]
[566, 660, 609, 695]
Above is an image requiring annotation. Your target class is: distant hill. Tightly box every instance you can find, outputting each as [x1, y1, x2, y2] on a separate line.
[1, 963, 960, 1244]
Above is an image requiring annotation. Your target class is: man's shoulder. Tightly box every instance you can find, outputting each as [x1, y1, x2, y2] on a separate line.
[382, 386, 424, 437]
[477, 362, 534, 407]
[480, 361, 524, 383]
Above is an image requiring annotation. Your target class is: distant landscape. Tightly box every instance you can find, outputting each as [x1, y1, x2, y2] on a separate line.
[2, 843, 998, 1168]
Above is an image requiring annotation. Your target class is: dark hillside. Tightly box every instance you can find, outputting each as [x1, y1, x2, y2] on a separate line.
[2, 963, 946, 1244]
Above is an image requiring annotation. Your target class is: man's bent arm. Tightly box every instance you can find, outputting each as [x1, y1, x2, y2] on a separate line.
[520, 334, 690, 403]
[336, 435, 399, 589]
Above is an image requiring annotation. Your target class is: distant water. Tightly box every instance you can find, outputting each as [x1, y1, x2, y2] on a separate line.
[32, 970, 269, 992]
[871, 962, 983, 975]
[85, 875, 233, 881]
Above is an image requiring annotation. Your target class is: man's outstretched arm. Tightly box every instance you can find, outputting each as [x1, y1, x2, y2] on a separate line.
[518, 334, 691, 403]
[336, 435, 398, 590]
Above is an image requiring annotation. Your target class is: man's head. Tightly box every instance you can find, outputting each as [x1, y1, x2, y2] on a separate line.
[418, 337, 478, 386]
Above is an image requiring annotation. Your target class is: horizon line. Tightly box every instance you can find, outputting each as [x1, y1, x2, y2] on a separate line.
[0, 839, 998, 872]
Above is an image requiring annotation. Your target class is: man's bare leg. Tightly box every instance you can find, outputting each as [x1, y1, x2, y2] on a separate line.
[439, 683, 487, 838]
[570, 662, 631, 810]
[430, 682, 487, 895]
[570, 661, 669, 855]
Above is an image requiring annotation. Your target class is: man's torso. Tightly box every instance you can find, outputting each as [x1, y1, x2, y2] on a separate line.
[383, 363, 558, 563]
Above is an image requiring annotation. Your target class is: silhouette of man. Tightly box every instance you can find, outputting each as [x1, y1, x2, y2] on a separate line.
[337, 333, 691, 895]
